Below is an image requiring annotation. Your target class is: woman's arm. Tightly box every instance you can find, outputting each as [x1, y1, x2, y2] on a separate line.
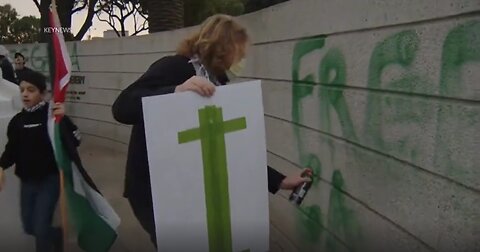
[268, 166, 312, 194]
[267, 166, 286, 194]
[112, 56, 195, 125]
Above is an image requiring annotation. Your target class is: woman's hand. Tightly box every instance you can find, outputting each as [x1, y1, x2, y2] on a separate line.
[175, 76, 216, 97]
[279, 168, 313, 190]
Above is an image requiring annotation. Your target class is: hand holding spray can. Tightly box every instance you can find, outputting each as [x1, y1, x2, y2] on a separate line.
[289, 168, 313, 206]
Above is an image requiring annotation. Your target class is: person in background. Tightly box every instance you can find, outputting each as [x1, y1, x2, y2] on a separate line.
[0, 45, 16, 83]
[14, 52, 33, 84]
[112, 14, 312, 247]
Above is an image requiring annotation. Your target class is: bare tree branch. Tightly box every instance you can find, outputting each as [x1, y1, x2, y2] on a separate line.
[125, 1, 133, 15]
[131, 3, 146, 36]
[131, 26, 147, 36]
[95, 0, 148, 37]
[138, 8, 147, 20]
[72, 0, 88, 14]
[96, 11, 120, 37]
[131, 18, 148, 36]
[113, 1, 123, 9]
[118, 1, 126, 35]
[132, 7, 140, 33]
[133, 7, 138, 29]
[95, 1, 107, 14]
[32, 0, 40, 11]
[135, 2, 148, 35]
[108, 10, 116, 27]
[95, 11, 110, 25]
[133, 2, 148, 29]
[111, 12, 122, 24]
[74, 0, 100, 40]
[123, 5, 135, 19]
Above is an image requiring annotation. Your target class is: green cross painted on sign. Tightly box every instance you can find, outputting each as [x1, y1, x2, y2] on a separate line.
[178, 105, 247, 252]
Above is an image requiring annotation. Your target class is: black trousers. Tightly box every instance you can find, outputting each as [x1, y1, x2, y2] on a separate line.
[127, 195, 157, 248]
[21, 174, 62, 252]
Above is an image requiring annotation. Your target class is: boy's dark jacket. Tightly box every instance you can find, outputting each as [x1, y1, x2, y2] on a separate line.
[0, 103, 85, 183]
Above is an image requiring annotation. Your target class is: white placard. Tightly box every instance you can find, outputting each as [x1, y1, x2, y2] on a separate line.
[143, 80, 269, 252]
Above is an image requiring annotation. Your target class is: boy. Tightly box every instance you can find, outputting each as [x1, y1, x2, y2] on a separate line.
[0, 70, 80, 252]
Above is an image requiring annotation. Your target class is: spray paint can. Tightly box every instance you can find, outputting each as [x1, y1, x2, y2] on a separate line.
[289, 170, 313, 206]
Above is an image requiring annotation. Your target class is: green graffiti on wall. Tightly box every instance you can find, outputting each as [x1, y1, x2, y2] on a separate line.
[438, 21, 480, 96]
[296, 154, 323, 242]
[292, 36, 327, 108]
[288, 20, 479, 251]
[70, 42, 81, 72]
[295, 167, 360, 251]
[291, 36, 357, 162]
[364, 30, 420, 149]
[325, 171, 361, 251]
[365, 30, 436, 161]
[319, 48, 357, 141]
[291, 35, 361, 250]
[298, 205, 323, 243]
[292, 36, 327, 165]
[10, 42, 81, 74]
[435, 20, 480, 177]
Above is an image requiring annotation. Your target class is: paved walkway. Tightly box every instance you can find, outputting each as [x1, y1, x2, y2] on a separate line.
[0, 141, 155, 252]
[0, 140, 286, 251]
[0, 169, 34, 252]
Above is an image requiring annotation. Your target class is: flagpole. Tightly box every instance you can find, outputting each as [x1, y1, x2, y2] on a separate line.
[59, 169, 68, 252]
[50, 0, 68, 250]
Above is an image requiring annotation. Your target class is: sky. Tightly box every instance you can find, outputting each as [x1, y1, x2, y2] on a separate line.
[0, 0, 146, 39]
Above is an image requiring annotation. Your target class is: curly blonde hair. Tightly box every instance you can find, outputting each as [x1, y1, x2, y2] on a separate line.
[177, 14, 249, 76]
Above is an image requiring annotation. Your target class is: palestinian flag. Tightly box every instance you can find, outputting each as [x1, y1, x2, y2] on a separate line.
[47, 0, 120, 251]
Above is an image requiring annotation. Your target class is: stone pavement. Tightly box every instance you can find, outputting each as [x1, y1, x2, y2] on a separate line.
[0, 168, 34, 252]
[0, 139, 285, 252]
[0, 140, 155, 252]
[68, 141, 156, 252]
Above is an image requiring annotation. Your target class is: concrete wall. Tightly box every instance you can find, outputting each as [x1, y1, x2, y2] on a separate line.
[5, 0, 480, 251]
